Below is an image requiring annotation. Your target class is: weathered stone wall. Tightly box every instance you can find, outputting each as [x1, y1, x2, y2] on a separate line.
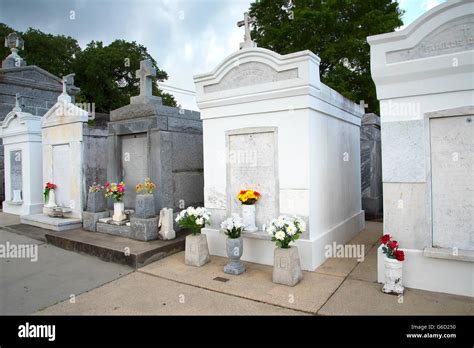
[107, 102, 203, 213]
[360, 113, 382, 219]
[83, 125, 109, 203]
[0, 65, 79, 208]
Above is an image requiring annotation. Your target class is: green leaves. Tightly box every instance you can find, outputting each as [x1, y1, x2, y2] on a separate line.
[249, 0, 404, 113]
[0, 23, 177, 113]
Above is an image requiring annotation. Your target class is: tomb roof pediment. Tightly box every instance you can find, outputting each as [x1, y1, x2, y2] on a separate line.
[0, 65, 80, 95]
[368, 0, 474, 99]
[194, 47, 320, 101]
[0, 110, 41, 136]
[42, 99, 88, 128]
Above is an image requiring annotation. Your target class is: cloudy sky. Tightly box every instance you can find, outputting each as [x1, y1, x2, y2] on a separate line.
[0, 0, 445, 110]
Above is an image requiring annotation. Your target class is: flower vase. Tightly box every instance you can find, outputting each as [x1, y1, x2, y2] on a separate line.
[272, 247, 303, 287]
[45, 189, 57, 208]
[12, 189, 22, 203]
[185, 232, 210, 267]
[224, 237, 245, 275]
[112, 201, 126, 222]
[242, 204, 257, 232]
[382, 257, 404, 294]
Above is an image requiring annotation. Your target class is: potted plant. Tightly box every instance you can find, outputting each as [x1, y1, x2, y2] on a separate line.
[135, 177, 156, 218]
[105, 181, 126, 221]
[221, 214, 246, 275]
[176, 206, 211, 267]
[267, 215, 305, 286]
[380, 234, 405, 294]
[238, 189, 261, 232]
[44, 182, 57, 208]
[86, 183, 106, 212]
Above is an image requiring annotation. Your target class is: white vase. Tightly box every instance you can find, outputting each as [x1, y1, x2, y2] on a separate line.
[112, 201, 127, 222]
[242, 204, 258, 232]
[382, 257, 404, 295]
[45, 189, 57, 208]
[12, 189, 22, 202]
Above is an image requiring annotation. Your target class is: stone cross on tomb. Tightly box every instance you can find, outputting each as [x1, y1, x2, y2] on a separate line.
[58, 73, 75, 103]
[2, 32, 26, 68]
[137, 60, 156, 97]
[13, 93, 22, 112]
[5, 32, 24, 51]
[359, 100, 369, 113]
[237, 12, 257, 49]
[131, 59, 162, 105]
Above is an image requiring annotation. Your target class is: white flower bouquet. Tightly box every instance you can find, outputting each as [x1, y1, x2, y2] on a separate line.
[220, 214, 245, 239]
[266, 215, 306, 248]
[175, 206, 211, 235]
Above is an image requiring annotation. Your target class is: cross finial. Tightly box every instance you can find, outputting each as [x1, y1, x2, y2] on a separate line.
[13, 93, 22, 112]
[57, 73, 75, 103]
[2, 32, 26, 68]
[5, 32, 24, 51]
[237, 12, 257, 49]
[359, 100, 369, 112]
[136, 59, 156, 97]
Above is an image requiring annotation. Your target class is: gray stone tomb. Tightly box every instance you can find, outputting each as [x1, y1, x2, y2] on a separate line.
[106, 59, 204, 214]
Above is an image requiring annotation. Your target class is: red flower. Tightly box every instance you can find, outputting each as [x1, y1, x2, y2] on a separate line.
[105, 182, 110, 188]
[389, 241, 398, 250]
[393, 250, 405, 262]
[117, 186, 124, 193]
[380, 234, 391, 244]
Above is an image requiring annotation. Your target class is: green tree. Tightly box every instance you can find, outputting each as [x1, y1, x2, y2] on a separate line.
[249, 0, 404, 113]
[73, 39, 176, 112]
[0, 24, 176, 112]
[22, 28, 82, 78]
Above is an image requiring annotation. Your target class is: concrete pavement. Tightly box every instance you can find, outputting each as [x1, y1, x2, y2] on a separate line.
[1, 210, 472, 316]
[0, 226, 132, 314]
[35, 221, 474, 315]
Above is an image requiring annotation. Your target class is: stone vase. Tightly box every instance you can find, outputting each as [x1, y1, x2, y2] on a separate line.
[135, 194, 155, 218]
[86, 191, 106, 212]
[12, 189, 22, 202]
[242, 204, 258, 232]
[185, 233, 210, 267]
[112, 201, 127, 222]
[44, 189, 57, 208]
[382, 257, 404, 295]
[224, 237, 245, 275]
[272, 247, 303, 287]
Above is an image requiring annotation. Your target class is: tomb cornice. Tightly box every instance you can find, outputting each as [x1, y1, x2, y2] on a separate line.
[194, 47, 320, 83]
[41, 100, 89, 128]
[368, 0, 474, 100]
[194, 47, 321, 104]
[0, 65, 80, 95]
[367, 0, 465, 45]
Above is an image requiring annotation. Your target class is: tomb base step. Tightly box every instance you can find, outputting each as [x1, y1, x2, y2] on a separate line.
[96, 222, 133, 239]
[20, 213, 82, 231]
[45, 228, 188, 268]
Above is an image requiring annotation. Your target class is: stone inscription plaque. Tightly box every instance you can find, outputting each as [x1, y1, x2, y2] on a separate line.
[52, 144, 72, 207]
[10, 150, 22, 194]
[204, 62, 298, 93]
[228, 129, 278, 229]
[121, 133, 147, 209]
[430, 115, 474, 251]
[387, 16, 474, 63]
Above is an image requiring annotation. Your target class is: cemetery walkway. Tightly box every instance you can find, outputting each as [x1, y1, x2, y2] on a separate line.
[1, 212, 472, 315]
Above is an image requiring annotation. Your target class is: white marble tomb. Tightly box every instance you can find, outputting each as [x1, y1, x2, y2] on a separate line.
[194, 37, 365, 271]
[368, 0, 474, 297]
